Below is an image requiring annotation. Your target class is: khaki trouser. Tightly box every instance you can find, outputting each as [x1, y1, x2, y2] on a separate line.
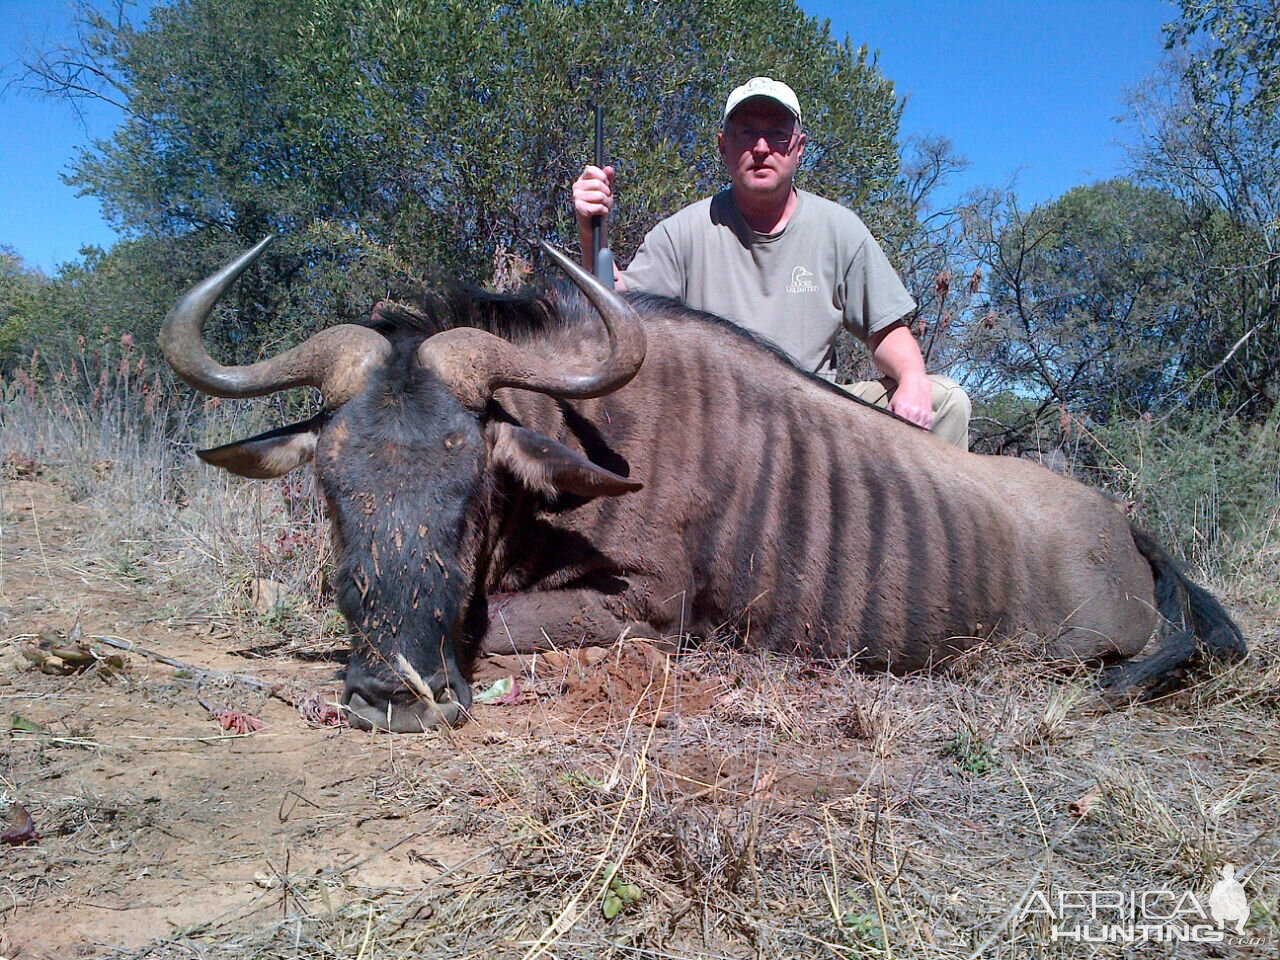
[840, 375, 971, 451]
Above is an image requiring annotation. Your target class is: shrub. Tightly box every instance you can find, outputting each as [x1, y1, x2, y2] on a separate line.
[1084, 409, 1280, 576]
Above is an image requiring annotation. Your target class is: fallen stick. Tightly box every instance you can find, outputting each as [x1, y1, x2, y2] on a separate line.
[87, 633, 294, 704]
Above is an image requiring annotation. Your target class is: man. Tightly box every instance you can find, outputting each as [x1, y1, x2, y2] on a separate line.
[572, 76, 970, 449]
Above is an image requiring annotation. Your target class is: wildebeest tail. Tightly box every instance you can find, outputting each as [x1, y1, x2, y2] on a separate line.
[1105, 525, 1246, 690]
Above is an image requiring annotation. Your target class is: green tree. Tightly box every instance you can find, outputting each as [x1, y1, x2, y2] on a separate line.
[0, 247, 49, 367]
[1164, 0, 1280, 121]
[26, 0, 908, 357]
[286, 0, 904, 273]
[957, 180, 1198, 435]
[1122, 0, 1280, 418]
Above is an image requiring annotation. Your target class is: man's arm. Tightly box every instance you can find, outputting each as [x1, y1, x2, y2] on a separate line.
[868, 322, 933, 431]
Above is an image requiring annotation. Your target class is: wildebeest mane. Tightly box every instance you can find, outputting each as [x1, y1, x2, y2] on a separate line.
[626, 292, 911, 422]
[367, 280, 909, 424]
[363, 280, 573, 342]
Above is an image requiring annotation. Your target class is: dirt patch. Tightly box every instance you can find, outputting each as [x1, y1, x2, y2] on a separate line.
[2, 472, 1279, 959]
[477, 643, 721, 733]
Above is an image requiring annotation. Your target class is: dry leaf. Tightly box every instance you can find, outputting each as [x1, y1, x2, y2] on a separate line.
[1069, 785, 1102, 817]
[475, 676, 519, 704]
[1, 803, 38, 846]
[750, 767, 778, 803]
[19, 630, 124, 678]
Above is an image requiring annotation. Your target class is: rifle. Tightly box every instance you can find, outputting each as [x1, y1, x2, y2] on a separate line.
[590, 104, 615, 287]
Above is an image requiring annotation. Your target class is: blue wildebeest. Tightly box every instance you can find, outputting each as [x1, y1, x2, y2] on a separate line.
[160, 238, 1245, 731]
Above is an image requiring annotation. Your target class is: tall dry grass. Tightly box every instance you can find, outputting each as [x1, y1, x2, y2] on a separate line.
[0, 338, 338, 649]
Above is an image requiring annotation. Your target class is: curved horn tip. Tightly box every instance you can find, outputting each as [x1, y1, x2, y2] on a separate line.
[245, 234, 277, 258]
[538, 240, 582, 274]
[224, 234, 276, 270]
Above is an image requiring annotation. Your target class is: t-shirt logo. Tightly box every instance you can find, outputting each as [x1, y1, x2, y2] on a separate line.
[787, 265, 819, 294]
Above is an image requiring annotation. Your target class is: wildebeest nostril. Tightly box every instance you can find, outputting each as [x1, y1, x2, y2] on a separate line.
[429, 669, 472, 711]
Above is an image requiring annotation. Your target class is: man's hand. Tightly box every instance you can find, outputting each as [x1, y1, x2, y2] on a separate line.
[868, 322, 934, 431]
[573, 164, 615, 225]
[887, 371, 933, 431]
[573, 164, 626, 289]
[574, 164, 614, 271]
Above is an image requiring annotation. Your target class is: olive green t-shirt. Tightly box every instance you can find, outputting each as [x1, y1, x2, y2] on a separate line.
[623, 188, 917, 379]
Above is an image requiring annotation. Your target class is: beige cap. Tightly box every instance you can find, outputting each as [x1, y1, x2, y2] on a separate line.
[723, 76, 802, 124]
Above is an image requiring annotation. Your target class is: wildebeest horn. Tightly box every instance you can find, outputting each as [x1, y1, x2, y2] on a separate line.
[416, 241, 646, 410]
[159, 236, 390, 408]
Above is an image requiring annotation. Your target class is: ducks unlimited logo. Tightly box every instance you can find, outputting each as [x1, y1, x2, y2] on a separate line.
[1014, 864, 1264, 945]
[786, 265, 818, 294]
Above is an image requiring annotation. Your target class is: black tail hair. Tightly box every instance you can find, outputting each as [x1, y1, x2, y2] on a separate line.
[1104, 525, 1246, 690]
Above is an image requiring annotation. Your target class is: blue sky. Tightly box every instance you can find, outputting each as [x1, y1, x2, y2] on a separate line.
[1, 0, 1175, 273]
[814, 0, 1174, 203]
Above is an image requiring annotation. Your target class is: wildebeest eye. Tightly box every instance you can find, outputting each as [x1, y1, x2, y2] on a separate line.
[443, 432, 467, 450]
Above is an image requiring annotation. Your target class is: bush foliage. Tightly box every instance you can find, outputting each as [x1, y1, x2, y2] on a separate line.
[1087, 409, 1280, 573]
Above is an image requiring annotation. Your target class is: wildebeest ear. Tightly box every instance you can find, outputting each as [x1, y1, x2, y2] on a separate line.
[488, 423, 642, 498]
[197, 415, 322, 479]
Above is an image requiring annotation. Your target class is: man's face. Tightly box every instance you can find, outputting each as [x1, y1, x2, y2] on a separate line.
[717, 99, 805, 201]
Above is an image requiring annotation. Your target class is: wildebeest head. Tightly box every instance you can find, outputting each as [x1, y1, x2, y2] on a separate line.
[160, 238, 645, 732]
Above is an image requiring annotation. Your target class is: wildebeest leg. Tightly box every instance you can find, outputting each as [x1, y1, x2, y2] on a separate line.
[481, 589, 662, 654]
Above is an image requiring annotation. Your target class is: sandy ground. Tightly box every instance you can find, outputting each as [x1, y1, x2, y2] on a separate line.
[2, 471, 1278, 959]
[0, 474, 734, 957]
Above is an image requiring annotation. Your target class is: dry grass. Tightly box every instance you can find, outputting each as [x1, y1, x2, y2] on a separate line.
[62, 638, 1278, 960]
[0, 348, 342, 659]
[2, 365, 1278, 959]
